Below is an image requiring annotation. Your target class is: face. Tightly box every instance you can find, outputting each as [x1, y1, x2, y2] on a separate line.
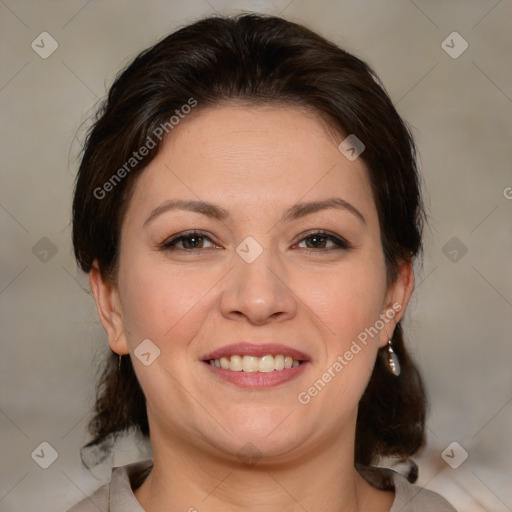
[92, 104, 413, 465]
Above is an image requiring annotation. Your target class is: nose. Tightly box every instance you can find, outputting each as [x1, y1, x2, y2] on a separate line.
[219, 244, 298, 326]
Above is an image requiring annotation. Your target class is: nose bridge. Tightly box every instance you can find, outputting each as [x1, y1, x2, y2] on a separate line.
[220, 235, 297, 324]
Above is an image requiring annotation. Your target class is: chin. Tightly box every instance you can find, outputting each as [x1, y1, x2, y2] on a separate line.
[202, 409, 310, 465]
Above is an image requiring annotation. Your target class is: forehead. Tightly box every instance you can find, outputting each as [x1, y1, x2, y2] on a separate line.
[124, 104, 377, 227]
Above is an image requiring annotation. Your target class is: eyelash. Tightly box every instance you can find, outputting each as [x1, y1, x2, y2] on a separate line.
[160, 230, 352, 254]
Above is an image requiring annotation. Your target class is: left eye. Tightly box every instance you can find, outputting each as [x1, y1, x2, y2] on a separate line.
[295, 231, 351, 251]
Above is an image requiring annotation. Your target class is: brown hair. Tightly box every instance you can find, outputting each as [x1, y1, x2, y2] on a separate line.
[73, 13, 427, 476]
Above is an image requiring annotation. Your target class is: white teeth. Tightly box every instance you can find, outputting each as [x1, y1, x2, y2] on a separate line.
[258, 355, 275, 373]
[230, 355, 243, 372]
[242, 355, 259, 372]
[208, 354, 302, 372]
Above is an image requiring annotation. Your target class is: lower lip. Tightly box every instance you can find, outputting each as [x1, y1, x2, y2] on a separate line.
[203, 361, 310, 388]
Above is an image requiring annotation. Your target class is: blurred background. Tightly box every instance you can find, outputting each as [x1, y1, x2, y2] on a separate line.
[1, 1, 511, 511]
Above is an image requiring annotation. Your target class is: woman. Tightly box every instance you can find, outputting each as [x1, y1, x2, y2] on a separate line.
[69, 13, 457, 511]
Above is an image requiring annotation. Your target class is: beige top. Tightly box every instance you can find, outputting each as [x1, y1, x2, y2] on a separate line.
[67, 459, 457, 511]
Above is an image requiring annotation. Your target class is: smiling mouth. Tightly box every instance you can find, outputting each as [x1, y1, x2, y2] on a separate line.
[207, 354, 303, 372]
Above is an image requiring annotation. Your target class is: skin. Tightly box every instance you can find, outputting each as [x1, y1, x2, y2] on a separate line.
[90, 104, 414, 512]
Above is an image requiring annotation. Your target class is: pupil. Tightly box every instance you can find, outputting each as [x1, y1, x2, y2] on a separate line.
[187, 236, 201, 248]
[309, 235, 325, 248]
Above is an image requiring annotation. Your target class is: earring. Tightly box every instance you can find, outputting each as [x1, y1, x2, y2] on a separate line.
[118, 354, 122, 371]
[385, 339, 401, 377]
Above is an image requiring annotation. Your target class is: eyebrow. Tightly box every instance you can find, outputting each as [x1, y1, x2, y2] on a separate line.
[143, 197, 366, 227]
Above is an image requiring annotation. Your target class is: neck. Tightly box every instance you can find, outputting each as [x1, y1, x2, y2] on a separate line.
[134, 423, 392, 512]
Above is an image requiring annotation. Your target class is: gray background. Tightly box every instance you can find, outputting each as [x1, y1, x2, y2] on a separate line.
[1, 1, 511, 511]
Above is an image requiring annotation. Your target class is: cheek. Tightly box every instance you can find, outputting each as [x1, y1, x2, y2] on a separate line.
[118, 253, 219, 353]
[119, 238, 387, 353]
[301, 250, 387, 403]
[297, 261, 387, 423]
[309, 257, 387, 343]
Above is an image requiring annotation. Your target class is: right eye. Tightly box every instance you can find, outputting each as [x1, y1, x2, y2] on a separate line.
[160, 231, 218, 251]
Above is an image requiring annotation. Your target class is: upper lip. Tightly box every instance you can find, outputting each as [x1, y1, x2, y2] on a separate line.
[201, 342, 310, 362]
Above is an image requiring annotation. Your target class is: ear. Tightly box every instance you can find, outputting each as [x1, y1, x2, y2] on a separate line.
[89, 260, 129, 355]
[378, 259, 415, 347]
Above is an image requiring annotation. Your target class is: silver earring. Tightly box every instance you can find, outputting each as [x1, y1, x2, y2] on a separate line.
[118, 354, 122, 371]
[385, 339, 401, 377]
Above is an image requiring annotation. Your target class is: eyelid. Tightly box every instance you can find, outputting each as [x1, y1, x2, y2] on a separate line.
[293, 229, 353, 250]
[160, 229, 218, 250]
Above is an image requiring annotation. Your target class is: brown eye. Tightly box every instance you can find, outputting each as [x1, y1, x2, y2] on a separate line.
[296, 231, 351, 251]
[161, 231, 216, 251]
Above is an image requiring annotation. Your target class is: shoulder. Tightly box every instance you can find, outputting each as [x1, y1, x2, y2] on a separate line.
[65, 459, 153, 512]
[65, 482, 109, 512]
[358, 465, 458, 512]
[391, 470, 458, 511]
